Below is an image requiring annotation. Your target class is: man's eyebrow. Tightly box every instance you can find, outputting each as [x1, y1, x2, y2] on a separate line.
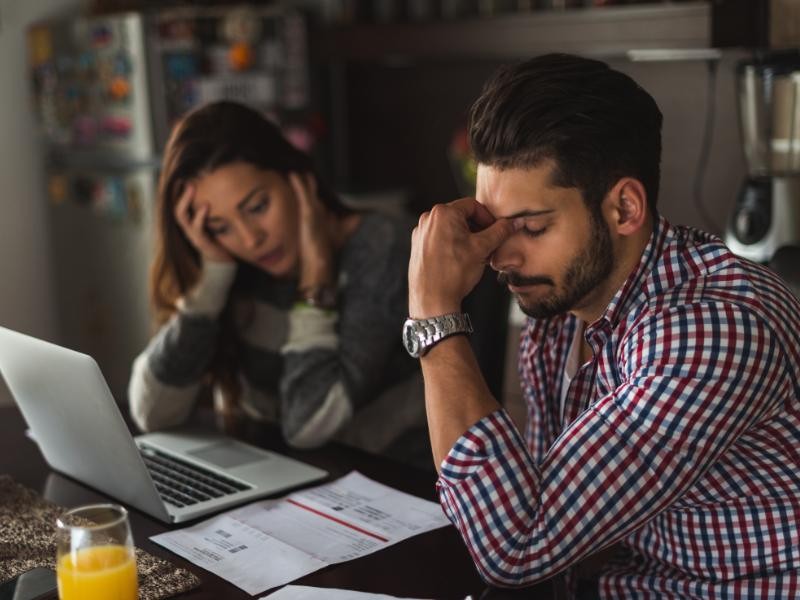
[503, 209, 556, 219]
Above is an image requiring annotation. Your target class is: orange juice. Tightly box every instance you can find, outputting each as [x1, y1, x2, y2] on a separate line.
[56, 544, 137, 600]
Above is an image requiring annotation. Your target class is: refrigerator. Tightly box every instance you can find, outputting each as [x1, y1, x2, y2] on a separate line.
[27, 6, 310, 401]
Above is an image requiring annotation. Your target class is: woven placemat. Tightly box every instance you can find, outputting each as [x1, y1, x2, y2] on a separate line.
[0, 475, 200, 599]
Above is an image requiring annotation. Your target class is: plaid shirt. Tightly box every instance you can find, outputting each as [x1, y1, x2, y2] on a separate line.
[438, 216, 800, 599]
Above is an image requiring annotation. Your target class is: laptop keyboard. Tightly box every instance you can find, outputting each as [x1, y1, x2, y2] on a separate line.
[139, 444, 252, 508]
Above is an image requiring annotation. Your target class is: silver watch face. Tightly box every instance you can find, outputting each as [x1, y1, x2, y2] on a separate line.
[402, 319, 422, 358]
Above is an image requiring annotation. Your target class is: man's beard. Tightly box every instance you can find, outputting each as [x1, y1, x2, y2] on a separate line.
[497, 212, 614, 320]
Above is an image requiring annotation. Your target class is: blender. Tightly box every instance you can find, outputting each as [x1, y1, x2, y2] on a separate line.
[726, 50, 800, 288]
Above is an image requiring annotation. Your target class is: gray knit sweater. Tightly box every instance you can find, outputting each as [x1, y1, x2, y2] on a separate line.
[128, 212, 424, 454]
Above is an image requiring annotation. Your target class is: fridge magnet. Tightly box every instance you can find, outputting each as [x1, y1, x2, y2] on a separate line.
[48, 174, 69, 206]
[221, 7, 261, 72]
[220, 7, 262, 45]
[108, 76, 131, 101]
[89, 24, 113, 49]
[228, 42, 255, 72]
[28, 26, 54, 68]
[99, 115, 132, 139]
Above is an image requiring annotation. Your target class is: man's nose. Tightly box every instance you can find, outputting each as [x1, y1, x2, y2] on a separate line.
[488, 238, 524, 273]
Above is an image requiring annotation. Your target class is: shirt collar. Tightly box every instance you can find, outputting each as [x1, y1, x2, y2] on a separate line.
[590, 213, 670, 334]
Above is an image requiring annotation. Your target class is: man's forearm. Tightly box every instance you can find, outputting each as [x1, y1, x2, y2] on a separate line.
[420, 334, 501, 468]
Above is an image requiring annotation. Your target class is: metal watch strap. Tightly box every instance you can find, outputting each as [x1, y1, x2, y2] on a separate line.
[402, 312, 473, 358]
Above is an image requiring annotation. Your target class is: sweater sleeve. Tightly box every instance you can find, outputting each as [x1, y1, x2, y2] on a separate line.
[278, 214, 414, 448]
[128, 261, 236, 432]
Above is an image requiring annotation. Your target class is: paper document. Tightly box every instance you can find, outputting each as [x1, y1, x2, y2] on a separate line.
[151, 471, 449, 595]
[262, 585, 431, 600]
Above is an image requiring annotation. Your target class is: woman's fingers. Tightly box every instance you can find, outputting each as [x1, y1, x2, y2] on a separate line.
[289, 172, 309, 213]
[190, 203, 206, 229]
[171, 182, 231, 263]
[290, 171, 323, 218]
[174, 182, 195, 229]
[304, 172, 318, 201]
[174, 182, 207, 243]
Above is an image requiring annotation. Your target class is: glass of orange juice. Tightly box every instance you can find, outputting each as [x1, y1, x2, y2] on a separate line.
[55, 503, 138, 600]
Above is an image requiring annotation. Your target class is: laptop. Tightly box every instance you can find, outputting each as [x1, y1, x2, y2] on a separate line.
[0, 326, 328, 523]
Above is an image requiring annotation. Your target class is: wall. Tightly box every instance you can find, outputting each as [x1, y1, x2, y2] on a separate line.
[0, 0, 85, 405]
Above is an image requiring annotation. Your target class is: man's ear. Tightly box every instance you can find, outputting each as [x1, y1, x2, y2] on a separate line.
[604, 178, 648, 236]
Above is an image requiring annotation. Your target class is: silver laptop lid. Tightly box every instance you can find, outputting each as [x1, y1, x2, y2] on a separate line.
[0, 326, 170, 522]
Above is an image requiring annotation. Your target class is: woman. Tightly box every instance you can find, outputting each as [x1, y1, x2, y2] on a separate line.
[129, 101, 424, 461]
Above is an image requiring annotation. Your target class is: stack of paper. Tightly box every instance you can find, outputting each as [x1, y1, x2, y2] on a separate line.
[151, 471, 449, 595]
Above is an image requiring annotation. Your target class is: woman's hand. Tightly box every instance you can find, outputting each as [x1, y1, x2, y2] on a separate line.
[290, 172, 335, 291]
[173, 182, 234, 264]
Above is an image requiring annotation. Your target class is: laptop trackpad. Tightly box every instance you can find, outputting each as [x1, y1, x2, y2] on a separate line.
[187, 442, 268, 469]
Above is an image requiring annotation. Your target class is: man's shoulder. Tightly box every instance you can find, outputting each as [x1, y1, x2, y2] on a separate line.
[644, 224, 765, 311]
[631, 230, 798, 343]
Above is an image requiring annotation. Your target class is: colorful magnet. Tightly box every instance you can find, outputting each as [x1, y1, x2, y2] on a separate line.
[73, 116, 98, 145]
[48, 174, 69, 205]
[77, 51, 96, 74]
[100, 115, 133, 138]
[228, 42, 255, 72]
[113, 52, 132, 76]
[165, 53, 197, 80]
[106, 177, 127, 220]
[220, 7, 262, 44]
[28, 27, 54, 68]
[90, 24, 113, 49]
[108, 76, 131, 101]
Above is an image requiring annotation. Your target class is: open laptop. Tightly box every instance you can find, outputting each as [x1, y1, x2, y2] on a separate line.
[0, 326, 327, 523]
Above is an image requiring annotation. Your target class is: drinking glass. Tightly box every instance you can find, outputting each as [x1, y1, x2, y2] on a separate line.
[55, 503, 138, 600]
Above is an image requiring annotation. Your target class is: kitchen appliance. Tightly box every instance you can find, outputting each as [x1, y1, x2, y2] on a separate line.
[27, 7, 309, 400]
[726, 50, 800, 268]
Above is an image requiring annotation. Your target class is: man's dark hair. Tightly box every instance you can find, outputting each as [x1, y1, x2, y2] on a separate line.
[469, 53, 662, 216]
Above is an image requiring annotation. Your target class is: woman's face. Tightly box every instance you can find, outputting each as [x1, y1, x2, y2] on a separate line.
[191, 161, 300, 277]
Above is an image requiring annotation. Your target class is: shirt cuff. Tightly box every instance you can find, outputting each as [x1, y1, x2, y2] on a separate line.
[437, 408, 533, 529]
[177, 261, 237, 317]
[438, 408, 522, 483]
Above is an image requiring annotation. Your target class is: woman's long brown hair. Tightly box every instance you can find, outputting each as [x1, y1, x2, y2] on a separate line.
[150, 101, 349, 428]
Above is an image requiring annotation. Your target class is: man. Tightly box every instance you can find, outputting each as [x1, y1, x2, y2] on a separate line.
[402, 53, 800, 598]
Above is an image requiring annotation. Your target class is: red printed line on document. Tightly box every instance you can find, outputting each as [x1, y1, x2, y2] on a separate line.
[286, 499, 389, 542]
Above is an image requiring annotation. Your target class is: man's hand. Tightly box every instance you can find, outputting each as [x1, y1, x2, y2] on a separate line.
[409, 197, 518, 318]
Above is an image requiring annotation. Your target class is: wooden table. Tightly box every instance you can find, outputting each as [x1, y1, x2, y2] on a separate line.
[0, 404, 553, 599]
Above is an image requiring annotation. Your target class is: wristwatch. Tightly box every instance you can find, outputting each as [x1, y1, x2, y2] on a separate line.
[402, 312, 473, 359]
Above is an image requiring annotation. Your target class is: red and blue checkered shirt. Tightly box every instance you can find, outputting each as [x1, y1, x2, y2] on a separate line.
[438, 216, 800, 599]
